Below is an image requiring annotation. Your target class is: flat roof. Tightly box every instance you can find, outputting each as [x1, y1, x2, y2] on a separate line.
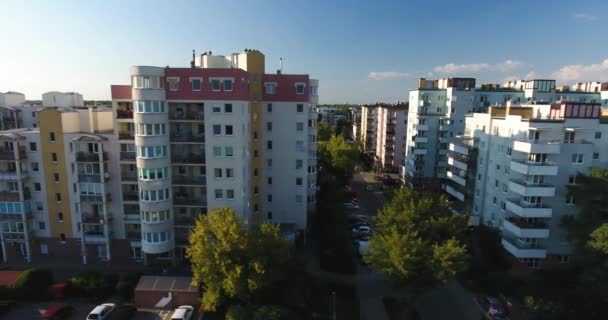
[135, 276, 197, 293]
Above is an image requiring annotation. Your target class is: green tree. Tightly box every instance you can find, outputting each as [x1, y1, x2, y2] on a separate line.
[187, 208, 288, 311]
[317, 122, 333, 142]
[318, 135, 358, 183]
[363, 188, 469, 291]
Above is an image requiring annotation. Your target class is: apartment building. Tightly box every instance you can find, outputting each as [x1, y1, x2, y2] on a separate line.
[446, 101, 608, 270]
[0, 92, 40, 130]
[350, 107, 361, 141]
[111, 49, 318, 264]
[316, 106, 345, 126]
[360, 105, 378, 153]
[404, 78, 604, 190]
[374, 103, 408, 172]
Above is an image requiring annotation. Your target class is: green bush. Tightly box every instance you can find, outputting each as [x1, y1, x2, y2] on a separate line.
[14, 268, 54, 300]
[66, 272, 118, 300]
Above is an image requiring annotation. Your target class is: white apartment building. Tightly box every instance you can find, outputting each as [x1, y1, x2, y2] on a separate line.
[446, 101, 608, 269]
[316, 106, 345, 126]
[360, 105, 378, 153]
[405, 78, 605, 190]
[350, 107, 361, 141]
[374, 103, 408, 172]
[0, 92, 40, 130]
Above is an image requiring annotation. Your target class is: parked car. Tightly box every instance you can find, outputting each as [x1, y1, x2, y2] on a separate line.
[349, 198, 360, 205]
[87, 303, 116, 320]
[43, 305, 74, 320]
[343, 203, 360, 209]
[0, 300, 16, 315]
[352, 225, 371, 236]
[475, 296, 508, 319]
[170, 305, 194, 320]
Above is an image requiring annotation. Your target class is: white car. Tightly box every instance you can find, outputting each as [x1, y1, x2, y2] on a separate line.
[343, 202, 360, 209]
[352, 225, 371, 235]
[171, 305, 194, 320]
[87, 303, 116, 320]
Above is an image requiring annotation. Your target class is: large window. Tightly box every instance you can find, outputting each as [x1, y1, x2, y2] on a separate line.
[191, 78, 202, 91]
[211, 79, 221, 91]
[264, 83, 277, 94]
[134, 101, 166, 113]
[138, 167, 169, 180]
[132, 76, 164, 89]
[141, 209, 171, 223]
[137, 145, 168, 159]
[224, 80, 233, 91]
[136, 123, 166, 136]
[140, 188, 171, 202]
[143, 231, 171, 243]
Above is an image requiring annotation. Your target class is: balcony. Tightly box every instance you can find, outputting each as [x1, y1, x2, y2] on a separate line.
[120, 152, 136, 161]
[510, 160, 558, 176]
[121, 172, 137, 182]
[170, 134, 205, 143]
[171, 154, 205, 164]
[439, 124, 449, 131]
[413, 136, 428, 143]
[501, 237, 547, 259]
[0, 147, 26, 161]
[447, 156, 467, 171]
[449, 143, 469, 156]
[82, 212, 112, 224]
[126, 231, 141, 241]
[508, 180, 556, 197]
[513, 139, 560, 154]
[419, 101, 431, 107]
[174, 216, 196, 226]
[0, 170, 27, 181]
[173, 194, 206, 207]
[83, 232, 107, 244]
[80, 193, 112, 203]
[78, 173, 106, 183]
[445, 184, 465, 201]
[412, 148, 427, 155]
[505, 199, 552, 218]
[118, 131, 134, 140]
[0, 191, 30, 201]
[415, 124, 429, 131]
[124, 213, 140, 222]
[172, 175, 206, 186]
[446, 170, 466, 186]
[76, 152, 109, 162]
[123, 192, 139, 202]
[169, 112, 204, 121]
[116, 110, 133, 119]
[503, 218, 550, 238]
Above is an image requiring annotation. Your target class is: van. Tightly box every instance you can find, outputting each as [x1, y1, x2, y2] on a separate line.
[86, 303, 116, 320]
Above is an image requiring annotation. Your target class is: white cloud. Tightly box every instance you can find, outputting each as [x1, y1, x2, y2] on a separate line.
[433, 60, 525, 74]
[574, 13, 598, 21]
[525, 71, 539, 79]
[551, 59, 608, 82]
[367, 71, 410, 80]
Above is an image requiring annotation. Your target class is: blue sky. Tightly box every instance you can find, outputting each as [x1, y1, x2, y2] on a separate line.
[1, 0, 607, 103]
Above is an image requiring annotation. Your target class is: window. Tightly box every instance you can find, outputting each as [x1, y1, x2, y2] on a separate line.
[213, 146, 222, 157]
[296, 83, 305, 94]
[595, 132, 602, 140]
[493, 196, 497, 205]
[267, 212, 273, 220]
[36, 202, 43, 210]
[568, 176, 577, 184]
[266, 122, 272, 131]
[267, 159, 272, 167]
[191, 78, 202, 91]
[31, 162, 39, 171]
[506, 147, 512, 156]
[212, 105, 221, 112]
[267, 194, 273, 203]
[226, 168, 234, 178]
[167, 77, 179, 91]
[254, 150, 258, 158]
[50, 132, 55, 142]
[214, 189, 223, 199]
[268, 177, 273, 185]
[502, 183, 508, 193]
[29, 142, 36, 151]
[57, 212, 64, 222]
[214, 168, 223, 178]
[223, 103, 233, 113]
[296, 177, 303, 186]
[51, 153, 57, 162]
[134, 101, 166, 113]
[296, 122, 304, 132]
[559, 255, 570, 264]
[225, 146, 234, 157]
[213, 125, 221, 135]
[296, 141, 305, 151]
[571, 153, 584, 164]
[267, 104, 273, 112]
[563, 131, 575, 144]
[500, 201, 506, 211]
[267, 140, 272, 150]
[38, 222, 46, 231]
[224, 80, 233, 91]
[264, 83, 277, 94]
[593, 152, 599, 160]
[226, 189, 235, 199]
[566, 195, 576, 205]
[296, 159, 303, 169]
[296, 195, 303, 204]
[225, 125, 233, 136]
[56, 193, 62, 202]
[495, 179, 499, 187]
[53, 173, 60, 183]
[254, 168, 258, 176]
[297, 104, 304, 113]
[211, 79, 220, 91]
[34, 183, 41, 191]
[60, 233, 66, 242]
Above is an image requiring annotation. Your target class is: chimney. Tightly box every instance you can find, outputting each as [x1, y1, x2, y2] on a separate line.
[191, 50, 195, 68]
[277, 57, 283, 75]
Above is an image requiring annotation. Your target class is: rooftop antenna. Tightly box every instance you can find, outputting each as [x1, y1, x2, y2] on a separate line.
[277, 57, 283, 75]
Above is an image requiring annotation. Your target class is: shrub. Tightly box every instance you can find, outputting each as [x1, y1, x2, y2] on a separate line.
[14, 268, 54, 300]
[115, 272, 142, 302]
[66, 272, 119, 300]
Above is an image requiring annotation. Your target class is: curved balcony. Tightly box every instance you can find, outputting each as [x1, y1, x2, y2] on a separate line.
[501, 237, 546, 259]
[503, 218, 550, 238]
[508, 180, 555, 197]
[513, 139, 560, 154]
[510, 159, 558, 176]
[505, 199, 552, 218]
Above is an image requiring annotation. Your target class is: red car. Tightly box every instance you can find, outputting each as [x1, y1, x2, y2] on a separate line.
[42, 305, 74, 320]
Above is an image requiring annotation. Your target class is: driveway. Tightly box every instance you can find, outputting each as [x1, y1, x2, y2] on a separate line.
[350, 172, 386, 218]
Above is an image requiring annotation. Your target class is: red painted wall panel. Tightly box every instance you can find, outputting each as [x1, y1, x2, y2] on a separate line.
[111, 85, 132, 100]
[263, 74, 310, 102]
[165, 68, 250, 101]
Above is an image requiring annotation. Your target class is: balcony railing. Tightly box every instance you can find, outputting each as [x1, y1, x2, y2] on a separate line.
[118, 131, 134, 140]
[0, 170, 27, 181]
[124, 213, 140, 222]
[123, 192, 139, 201]
[506, 217, 547, 229]
[80, 193, 112, 203]
[78, 173, 105, 183]
[171, 154, 205, 164]
[172, 175, 206, 185]
[116, 110, 133, 119]
[76, 152, 108, 162]
[82, 212, 112, 224]
[120, 152, 136, 161]
[173, 195, 206, 206]
[169, 112, 204, 121]
[126, 231, 141, 240]
[0, 191, 30, 201]
[0, 146, 26, 160]
[170, 134, 205, 143]
[121, 172, 138, 181]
